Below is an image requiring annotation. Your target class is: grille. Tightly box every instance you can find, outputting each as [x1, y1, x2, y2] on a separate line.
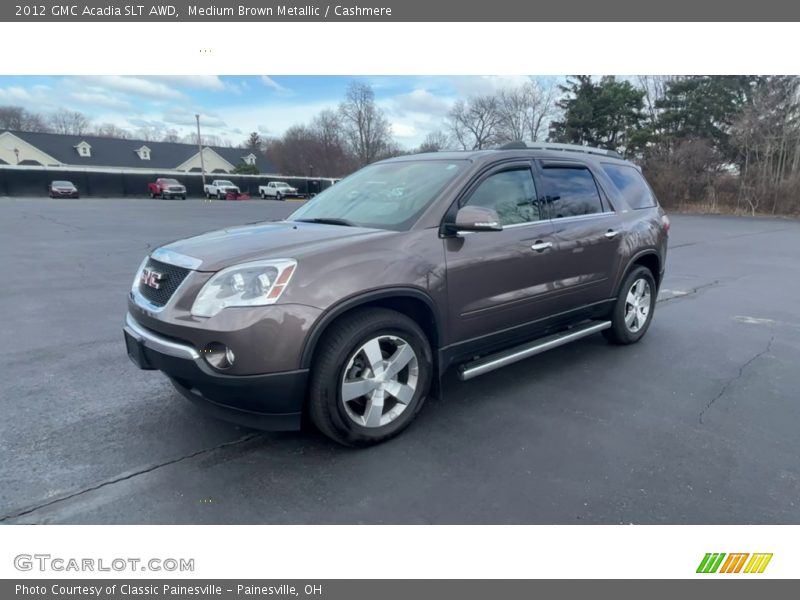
[137, 258, 190, 307]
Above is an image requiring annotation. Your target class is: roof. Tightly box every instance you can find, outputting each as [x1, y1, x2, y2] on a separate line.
[1, 130, 277, 173]
[384, 145, 633, 167]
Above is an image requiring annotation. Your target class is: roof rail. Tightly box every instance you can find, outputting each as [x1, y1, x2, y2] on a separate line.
[498, 141, 623, 159]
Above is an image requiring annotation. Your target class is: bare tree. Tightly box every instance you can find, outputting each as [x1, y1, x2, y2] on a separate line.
[265, 115, 357, 178]
[0, 106, 50, 132]
[93, 123, 131, 139]
[161, 129, 181, 143]
[447, 94, 502, 150]
[637, 75, 677, 124]
[49, 109, 90, 135]
[526, 80, 558, 142]
[417, 130, 451, 153]
[339, 82, 393, 166]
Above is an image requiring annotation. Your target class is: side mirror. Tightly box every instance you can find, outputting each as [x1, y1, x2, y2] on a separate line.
[453, 206, 503, 232]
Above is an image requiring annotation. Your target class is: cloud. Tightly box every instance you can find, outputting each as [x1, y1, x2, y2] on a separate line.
[390, 122, 418, 138]
[392, 88, 450, 117]
[451, 75, 534, 97]
[0, 86, 36, 103]
[163, 108, 227, 129]
[67, 92, 133, 111]
[147, 75, 227, 91]
[80, 76, 186, 101]
[260, 76, 290, 94]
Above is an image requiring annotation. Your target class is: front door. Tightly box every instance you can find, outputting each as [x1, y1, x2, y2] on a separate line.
[444, 163, 561, 344]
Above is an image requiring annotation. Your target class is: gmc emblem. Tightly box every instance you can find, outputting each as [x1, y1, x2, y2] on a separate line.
[140, 268, 166, 290]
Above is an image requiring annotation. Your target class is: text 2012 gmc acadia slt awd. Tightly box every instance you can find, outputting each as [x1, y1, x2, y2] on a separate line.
[124, 143, 669, 446]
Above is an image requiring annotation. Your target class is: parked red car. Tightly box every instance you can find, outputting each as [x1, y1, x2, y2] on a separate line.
[148, 178, 187, 200]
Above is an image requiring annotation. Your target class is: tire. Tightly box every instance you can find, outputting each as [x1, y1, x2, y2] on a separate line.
[181, 195, 186, 200]
[261, 191, 266, 199]
[218, 191, 224, 200]
[603, 266, 657, 345]
[308, 307, 433, 447]
[276, 192, 283, 201]
[150, 192, 155, 199]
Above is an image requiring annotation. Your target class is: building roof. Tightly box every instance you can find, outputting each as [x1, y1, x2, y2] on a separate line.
[1, 130, 277, 173]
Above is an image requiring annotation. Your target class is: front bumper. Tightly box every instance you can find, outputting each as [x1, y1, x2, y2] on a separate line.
[123, 313, 307, 430]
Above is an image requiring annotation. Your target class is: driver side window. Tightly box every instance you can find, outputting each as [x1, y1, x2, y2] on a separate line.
[464, 168, 541, 226]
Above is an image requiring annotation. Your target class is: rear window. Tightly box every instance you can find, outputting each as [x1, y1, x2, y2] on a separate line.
[541, 167, 604, 218]
[601, 163, 657, 209]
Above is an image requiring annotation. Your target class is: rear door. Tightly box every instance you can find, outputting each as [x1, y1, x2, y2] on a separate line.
[537, 160, 624, 309]
[444, 162, 560, 343]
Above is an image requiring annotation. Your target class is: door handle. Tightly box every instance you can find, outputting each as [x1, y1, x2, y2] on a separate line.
[531, 241, 553, 252]
[604, 229, 619, 239]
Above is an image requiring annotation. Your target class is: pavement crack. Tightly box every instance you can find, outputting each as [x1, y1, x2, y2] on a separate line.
[0, 432, 262, 523]
[698, 334, 775, 424]
[657, 280, 720, 304]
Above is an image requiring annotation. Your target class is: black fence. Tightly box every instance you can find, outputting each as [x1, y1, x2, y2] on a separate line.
[0, 167, 338, 198]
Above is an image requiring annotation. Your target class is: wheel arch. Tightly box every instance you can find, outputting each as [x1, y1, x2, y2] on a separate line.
[616, 250, 662, 296]
[300, 288, 443, 371]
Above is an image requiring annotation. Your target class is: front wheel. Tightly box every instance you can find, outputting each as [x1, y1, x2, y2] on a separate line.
[276, 192, 283, 201]
[308, 308, 433, 447]
[603, 266, 657, 345]
[218, 191, 224, 200]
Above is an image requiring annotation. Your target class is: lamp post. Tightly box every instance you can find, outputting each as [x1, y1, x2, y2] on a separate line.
[195, 114, 206, 193]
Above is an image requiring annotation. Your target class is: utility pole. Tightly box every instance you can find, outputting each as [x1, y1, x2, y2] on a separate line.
[195, 114, 207, 197]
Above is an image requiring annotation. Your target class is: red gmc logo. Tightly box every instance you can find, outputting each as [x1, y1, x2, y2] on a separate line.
[140, 268, 165, 290]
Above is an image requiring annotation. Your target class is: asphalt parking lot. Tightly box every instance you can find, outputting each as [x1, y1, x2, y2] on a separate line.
[1, 197, 799, 524]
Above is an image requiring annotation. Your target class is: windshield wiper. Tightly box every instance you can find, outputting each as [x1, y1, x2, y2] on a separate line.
[294, 217, 356, 227]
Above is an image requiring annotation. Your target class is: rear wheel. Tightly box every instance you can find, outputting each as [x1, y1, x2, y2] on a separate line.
[308, 308, 432, 446]
[603, 266, 657, 345]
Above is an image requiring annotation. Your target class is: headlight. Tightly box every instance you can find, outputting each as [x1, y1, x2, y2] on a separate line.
[191, 259, 297, 317]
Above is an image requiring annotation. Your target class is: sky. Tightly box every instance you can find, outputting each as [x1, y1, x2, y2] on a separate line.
[0, 75, 560, 148]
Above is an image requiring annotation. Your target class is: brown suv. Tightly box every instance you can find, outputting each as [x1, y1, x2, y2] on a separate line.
[124, 143, 669, 446]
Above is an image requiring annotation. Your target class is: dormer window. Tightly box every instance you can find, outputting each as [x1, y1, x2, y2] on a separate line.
[243, 153, 256, 166]
[75, 141, 92, 158]
[136, 146, 151, 161]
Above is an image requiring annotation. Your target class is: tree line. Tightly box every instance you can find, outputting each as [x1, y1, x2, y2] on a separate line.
[4, 76, 800, 215]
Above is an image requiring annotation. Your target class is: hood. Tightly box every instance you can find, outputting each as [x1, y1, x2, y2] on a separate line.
[157, 220, 394, 272]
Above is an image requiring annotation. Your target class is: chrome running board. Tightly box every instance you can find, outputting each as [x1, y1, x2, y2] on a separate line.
[457, 320, 612, 381]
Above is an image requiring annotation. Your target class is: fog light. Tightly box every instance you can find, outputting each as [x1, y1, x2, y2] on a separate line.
[203, 342, 235, 370]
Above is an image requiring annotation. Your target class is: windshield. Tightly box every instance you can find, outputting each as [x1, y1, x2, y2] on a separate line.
[289, 160, 465, 230]
[161, 179, 179, 185]
[275, 182, 290, 188]
[218, 180, 234, 186]
[53, 181, 73, 186]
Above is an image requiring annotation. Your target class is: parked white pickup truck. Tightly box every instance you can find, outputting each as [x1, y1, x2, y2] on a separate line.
[258, 181, 302, 200]
[204, 180, 240, 199]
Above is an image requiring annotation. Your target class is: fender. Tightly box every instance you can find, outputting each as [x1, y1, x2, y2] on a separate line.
[299, 287, 444, 369]
[614, 249, 662, 296]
